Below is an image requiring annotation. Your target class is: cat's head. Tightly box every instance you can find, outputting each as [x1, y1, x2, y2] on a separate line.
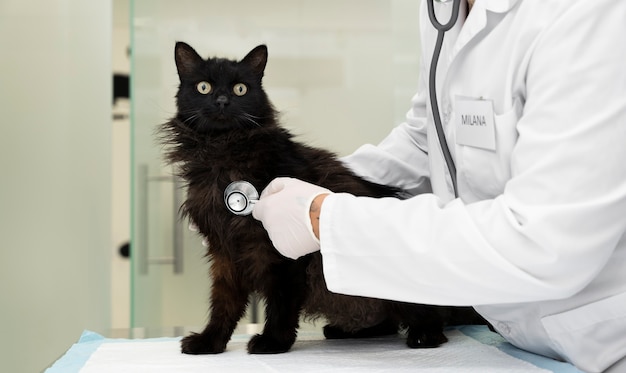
[174, 42, 276, 132]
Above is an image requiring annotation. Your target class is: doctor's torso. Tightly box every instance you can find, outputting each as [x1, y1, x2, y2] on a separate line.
[416, 1, 626, 370]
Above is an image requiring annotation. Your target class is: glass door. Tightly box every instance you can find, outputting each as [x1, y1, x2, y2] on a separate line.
[130, 0, 212, 333]
[130, 0, 421, 333]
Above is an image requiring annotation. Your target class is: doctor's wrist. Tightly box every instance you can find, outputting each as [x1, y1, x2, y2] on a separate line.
[310, 193, 329, 240]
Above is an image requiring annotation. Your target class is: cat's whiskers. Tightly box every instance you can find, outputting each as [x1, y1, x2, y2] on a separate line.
[181, 110, 203, 125]
[240, 113, 262, 128]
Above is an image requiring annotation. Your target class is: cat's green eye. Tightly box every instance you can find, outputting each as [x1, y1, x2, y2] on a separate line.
[233, 83, 248, 96]
[196, 81, 212, 95]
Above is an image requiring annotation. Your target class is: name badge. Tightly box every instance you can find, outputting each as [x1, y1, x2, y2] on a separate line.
[455, 96, 496, 151]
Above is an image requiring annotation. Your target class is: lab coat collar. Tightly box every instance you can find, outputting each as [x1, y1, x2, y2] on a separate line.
[475, 0, 520, 13]
[465, 0, 521, 33]
[451, 0, 521, 58]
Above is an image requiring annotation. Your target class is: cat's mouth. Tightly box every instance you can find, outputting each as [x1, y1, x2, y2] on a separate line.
[216, 112, 229, 121]
[189, 111, 252, 132]
[196, 113, 238, 131]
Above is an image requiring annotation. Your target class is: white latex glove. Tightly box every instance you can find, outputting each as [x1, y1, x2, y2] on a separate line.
[252, 177, 331, 259]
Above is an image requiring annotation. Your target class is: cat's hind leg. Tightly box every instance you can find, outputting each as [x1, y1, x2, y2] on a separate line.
[405, 325, 448, 348]
[399, 304, 448, 348]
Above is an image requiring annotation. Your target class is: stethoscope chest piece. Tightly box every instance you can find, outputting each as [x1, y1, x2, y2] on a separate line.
[224, 181, 259, 216]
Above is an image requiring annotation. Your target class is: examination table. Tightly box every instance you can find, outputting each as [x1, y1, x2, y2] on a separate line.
[46, 325, 583, 372]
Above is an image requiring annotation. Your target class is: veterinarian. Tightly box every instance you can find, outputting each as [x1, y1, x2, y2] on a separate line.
[252, 0, 626, 372]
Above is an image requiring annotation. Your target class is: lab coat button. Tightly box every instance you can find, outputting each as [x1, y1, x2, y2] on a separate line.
[496, 322, 511, 335]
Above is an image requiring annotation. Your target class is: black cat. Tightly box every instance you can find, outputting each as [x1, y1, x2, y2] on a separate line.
[160, 42, 484, 354]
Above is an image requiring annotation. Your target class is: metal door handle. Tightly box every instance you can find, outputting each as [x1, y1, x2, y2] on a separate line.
[137, 163, 183, 275]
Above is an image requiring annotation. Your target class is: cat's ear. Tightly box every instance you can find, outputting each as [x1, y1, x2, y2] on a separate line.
[175, 42, 203, 78]
[240, 45, 268, 76]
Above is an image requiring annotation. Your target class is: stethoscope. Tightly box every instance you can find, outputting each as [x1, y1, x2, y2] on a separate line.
[427, 0, 461, 198]
[224, 181, 259, 216]
[224, 0, 463, 216]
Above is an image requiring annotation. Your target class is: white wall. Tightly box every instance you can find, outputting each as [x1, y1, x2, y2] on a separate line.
[0, 1, 112, 372]
[131, 0, 421, 157]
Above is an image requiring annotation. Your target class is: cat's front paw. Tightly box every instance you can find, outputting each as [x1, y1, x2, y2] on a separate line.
[181, 332, 228, 354]
[406, 330, 448, 348]
[247, 333, 294, 354]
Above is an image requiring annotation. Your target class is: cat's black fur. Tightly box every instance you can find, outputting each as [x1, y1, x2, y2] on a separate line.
[160, 42, 485, 355]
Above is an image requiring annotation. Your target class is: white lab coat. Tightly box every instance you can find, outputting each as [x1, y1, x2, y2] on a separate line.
[319, 0, 626, 372]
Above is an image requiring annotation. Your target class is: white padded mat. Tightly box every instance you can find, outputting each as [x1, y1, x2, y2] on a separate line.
[78, 330, 551, 373]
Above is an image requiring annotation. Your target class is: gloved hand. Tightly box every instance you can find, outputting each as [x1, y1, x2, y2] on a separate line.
[252, 177, 331, 259]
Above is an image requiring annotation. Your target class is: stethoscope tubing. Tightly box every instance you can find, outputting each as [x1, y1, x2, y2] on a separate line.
[427, 0, 461, 198]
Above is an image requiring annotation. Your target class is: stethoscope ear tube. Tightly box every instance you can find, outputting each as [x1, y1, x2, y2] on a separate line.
[427, 0, 461, 198]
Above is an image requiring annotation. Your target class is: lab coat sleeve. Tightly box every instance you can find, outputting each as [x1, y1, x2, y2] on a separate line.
[340, 59, 432, 196]
[320, 0, 626, 306]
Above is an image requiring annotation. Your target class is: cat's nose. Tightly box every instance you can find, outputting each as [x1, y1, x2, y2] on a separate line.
[216, 95, 229, 108]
